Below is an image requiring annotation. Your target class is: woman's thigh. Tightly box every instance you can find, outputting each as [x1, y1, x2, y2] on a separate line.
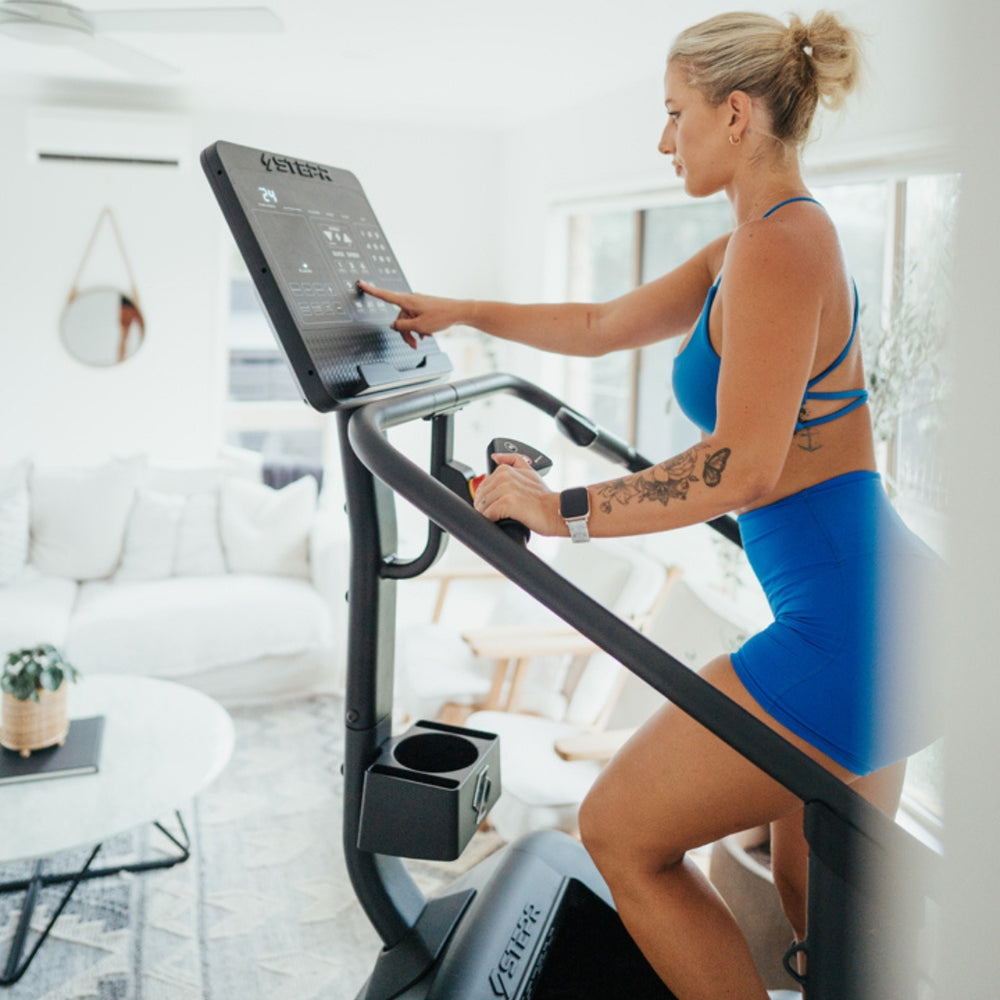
[580, 655, 859, 874]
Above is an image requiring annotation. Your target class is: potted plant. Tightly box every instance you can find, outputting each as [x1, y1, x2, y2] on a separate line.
[0, 644, 80, 758]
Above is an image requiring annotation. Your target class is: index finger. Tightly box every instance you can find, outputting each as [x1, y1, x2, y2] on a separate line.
[357, 280, 404, 307]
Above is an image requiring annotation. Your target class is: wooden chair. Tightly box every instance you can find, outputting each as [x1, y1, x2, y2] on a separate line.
[465, 574, 765, 842]
[394, 539, 670, 724]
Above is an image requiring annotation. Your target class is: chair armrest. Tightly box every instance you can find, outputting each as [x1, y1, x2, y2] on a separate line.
[460, 623, 597, 712]
[461, 624, 597, 660]
[553, 728, 635, 762]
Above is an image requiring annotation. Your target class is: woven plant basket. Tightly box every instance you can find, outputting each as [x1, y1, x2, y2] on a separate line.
[0, 686, 69, 758]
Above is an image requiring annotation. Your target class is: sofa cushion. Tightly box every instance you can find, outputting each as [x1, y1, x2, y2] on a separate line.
[0, 461, 30, 585]
[174, 492, 227, 576]
[116, 488, 229, 581]
[220, 477, 316, 578]
[0, 569, 78, 650]
[116, 489, 186, 581]
[30, 457, 144, 580]
[65, 574, 334, 681]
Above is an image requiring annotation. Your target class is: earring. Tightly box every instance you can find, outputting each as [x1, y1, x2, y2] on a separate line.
[729, 134, 742, 146]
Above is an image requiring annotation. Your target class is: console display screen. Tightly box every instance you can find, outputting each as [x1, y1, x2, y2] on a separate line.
[202, 140, 452, 411]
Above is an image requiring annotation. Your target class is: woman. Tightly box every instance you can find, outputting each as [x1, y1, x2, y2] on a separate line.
[361, 11, 939, 998]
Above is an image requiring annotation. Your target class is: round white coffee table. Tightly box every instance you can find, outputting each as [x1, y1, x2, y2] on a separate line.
[0, 675, 234, 984]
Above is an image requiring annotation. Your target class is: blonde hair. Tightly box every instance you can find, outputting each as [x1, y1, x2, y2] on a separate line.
[668, 10, 862, 145]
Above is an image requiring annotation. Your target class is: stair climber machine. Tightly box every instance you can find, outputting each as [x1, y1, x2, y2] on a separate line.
[202, 140, 942, 1000]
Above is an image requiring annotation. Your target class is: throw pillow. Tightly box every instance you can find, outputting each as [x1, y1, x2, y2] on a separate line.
[146, 465, 221, 496]
[0, 460, 30, 585]
[220, 476, 316, 578]
[30, 457, 145, 580]
[115, 489, 185, 582]
[174, 492, 227, 576]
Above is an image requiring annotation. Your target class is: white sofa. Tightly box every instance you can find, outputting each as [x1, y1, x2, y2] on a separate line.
[0, 453, 348, 705]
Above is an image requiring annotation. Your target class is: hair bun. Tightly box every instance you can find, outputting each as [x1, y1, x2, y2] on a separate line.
[797, 10, 862, 111]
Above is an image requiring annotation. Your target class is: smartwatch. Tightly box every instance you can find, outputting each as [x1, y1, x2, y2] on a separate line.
[559, 487, 591, 543]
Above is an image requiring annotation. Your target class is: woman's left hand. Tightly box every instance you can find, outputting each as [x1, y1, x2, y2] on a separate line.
[473, 453, 563, 537]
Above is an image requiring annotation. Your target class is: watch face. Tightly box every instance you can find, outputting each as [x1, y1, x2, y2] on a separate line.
[560, 487, 590, 519]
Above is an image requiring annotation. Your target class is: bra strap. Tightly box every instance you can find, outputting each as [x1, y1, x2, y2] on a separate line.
[796, 393, 868, 431]
[762, 196, 822, 218]
[806, 281, 861, 389]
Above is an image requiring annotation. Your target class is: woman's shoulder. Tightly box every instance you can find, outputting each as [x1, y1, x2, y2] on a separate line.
[723, 209, 837, 290]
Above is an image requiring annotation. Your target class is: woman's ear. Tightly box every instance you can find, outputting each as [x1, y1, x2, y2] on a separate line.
[726, 90, 753, 135]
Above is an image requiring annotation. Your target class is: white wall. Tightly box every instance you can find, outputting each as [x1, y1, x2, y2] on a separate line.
[0, 102, 502, 467]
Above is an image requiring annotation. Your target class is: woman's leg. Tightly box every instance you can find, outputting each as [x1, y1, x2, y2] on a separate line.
[578, 655, 858, 1000]
[770, 760, 907, 946]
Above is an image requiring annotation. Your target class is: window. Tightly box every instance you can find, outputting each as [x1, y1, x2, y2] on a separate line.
[566, 211, 639, 441]
[638, 199, 733, 458]
[565, 197, 734, 456]
[225, 249, 328, 488]
[564, 170, 959, 831]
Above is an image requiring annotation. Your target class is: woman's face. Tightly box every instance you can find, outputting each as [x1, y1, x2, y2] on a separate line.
[660, 62, 735, 197]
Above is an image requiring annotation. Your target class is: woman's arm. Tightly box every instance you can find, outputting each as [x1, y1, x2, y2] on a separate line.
[473, 222, 824, 537]
[357, 233, 729, 357]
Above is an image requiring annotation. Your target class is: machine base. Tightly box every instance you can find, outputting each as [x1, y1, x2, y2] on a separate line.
[356, 829, 675, 1000]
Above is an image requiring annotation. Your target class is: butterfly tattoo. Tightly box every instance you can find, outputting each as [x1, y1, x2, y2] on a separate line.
[702, 447, 731, 487]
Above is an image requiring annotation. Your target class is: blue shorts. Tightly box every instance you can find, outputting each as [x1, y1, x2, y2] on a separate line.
[731, 471, 942, 775]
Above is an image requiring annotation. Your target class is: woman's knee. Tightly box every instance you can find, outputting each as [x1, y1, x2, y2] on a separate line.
[577, 780, 616, 864]
[578, 781, 685, 883]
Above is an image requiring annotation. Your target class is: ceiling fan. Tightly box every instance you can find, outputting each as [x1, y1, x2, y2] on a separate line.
[0, 1, 283, 77]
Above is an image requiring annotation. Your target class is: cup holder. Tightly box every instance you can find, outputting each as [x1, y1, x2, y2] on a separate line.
[394, 732, 479, 773]
[358, 719, 502, 861]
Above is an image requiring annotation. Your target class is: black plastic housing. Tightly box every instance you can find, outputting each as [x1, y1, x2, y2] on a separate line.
[357, 720, 501, 861]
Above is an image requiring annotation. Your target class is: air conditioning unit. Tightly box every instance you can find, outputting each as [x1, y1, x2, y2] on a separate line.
[26, 107, 190, 168]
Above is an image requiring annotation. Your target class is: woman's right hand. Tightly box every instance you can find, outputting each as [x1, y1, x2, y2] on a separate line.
[357, 280, 464, 349]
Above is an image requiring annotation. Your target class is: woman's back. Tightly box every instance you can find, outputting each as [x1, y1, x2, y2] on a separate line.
[707, 197, 877, 510]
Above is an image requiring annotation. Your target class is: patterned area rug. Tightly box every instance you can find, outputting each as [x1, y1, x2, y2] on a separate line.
[0, 696, 501, 1000]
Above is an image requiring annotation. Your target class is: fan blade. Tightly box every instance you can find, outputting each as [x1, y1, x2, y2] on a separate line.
[89, 7, 283, 34]
[73, 32, 178, 77]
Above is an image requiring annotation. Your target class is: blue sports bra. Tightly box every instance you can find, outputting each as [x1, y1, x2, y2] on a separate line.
[671, 197, 868, 435]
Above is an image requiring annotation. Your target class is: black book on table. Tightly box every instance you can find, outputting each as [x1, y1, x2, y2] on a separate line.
[0, 716, 105, 786]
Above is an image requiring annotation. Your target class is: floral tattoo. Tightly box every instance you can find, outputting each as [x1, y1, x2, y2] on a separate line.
[594, 446, 731, 513]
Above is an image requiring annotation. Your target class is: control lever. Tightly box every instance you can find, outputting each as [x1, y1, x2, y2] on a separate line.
[435, 438, 552, 546]
[485, 437, 554, 477]
[484, 438, 552, 545]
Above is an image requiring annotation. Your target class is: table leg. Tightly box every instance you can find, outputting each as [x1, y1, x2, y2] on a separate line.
[1, 844, 101, 986]
[0, 810, 191, 987]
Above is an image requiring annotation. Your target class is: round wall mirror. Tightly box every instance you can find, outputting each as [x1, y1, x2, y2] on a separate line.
[60, 287, 146, 367]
